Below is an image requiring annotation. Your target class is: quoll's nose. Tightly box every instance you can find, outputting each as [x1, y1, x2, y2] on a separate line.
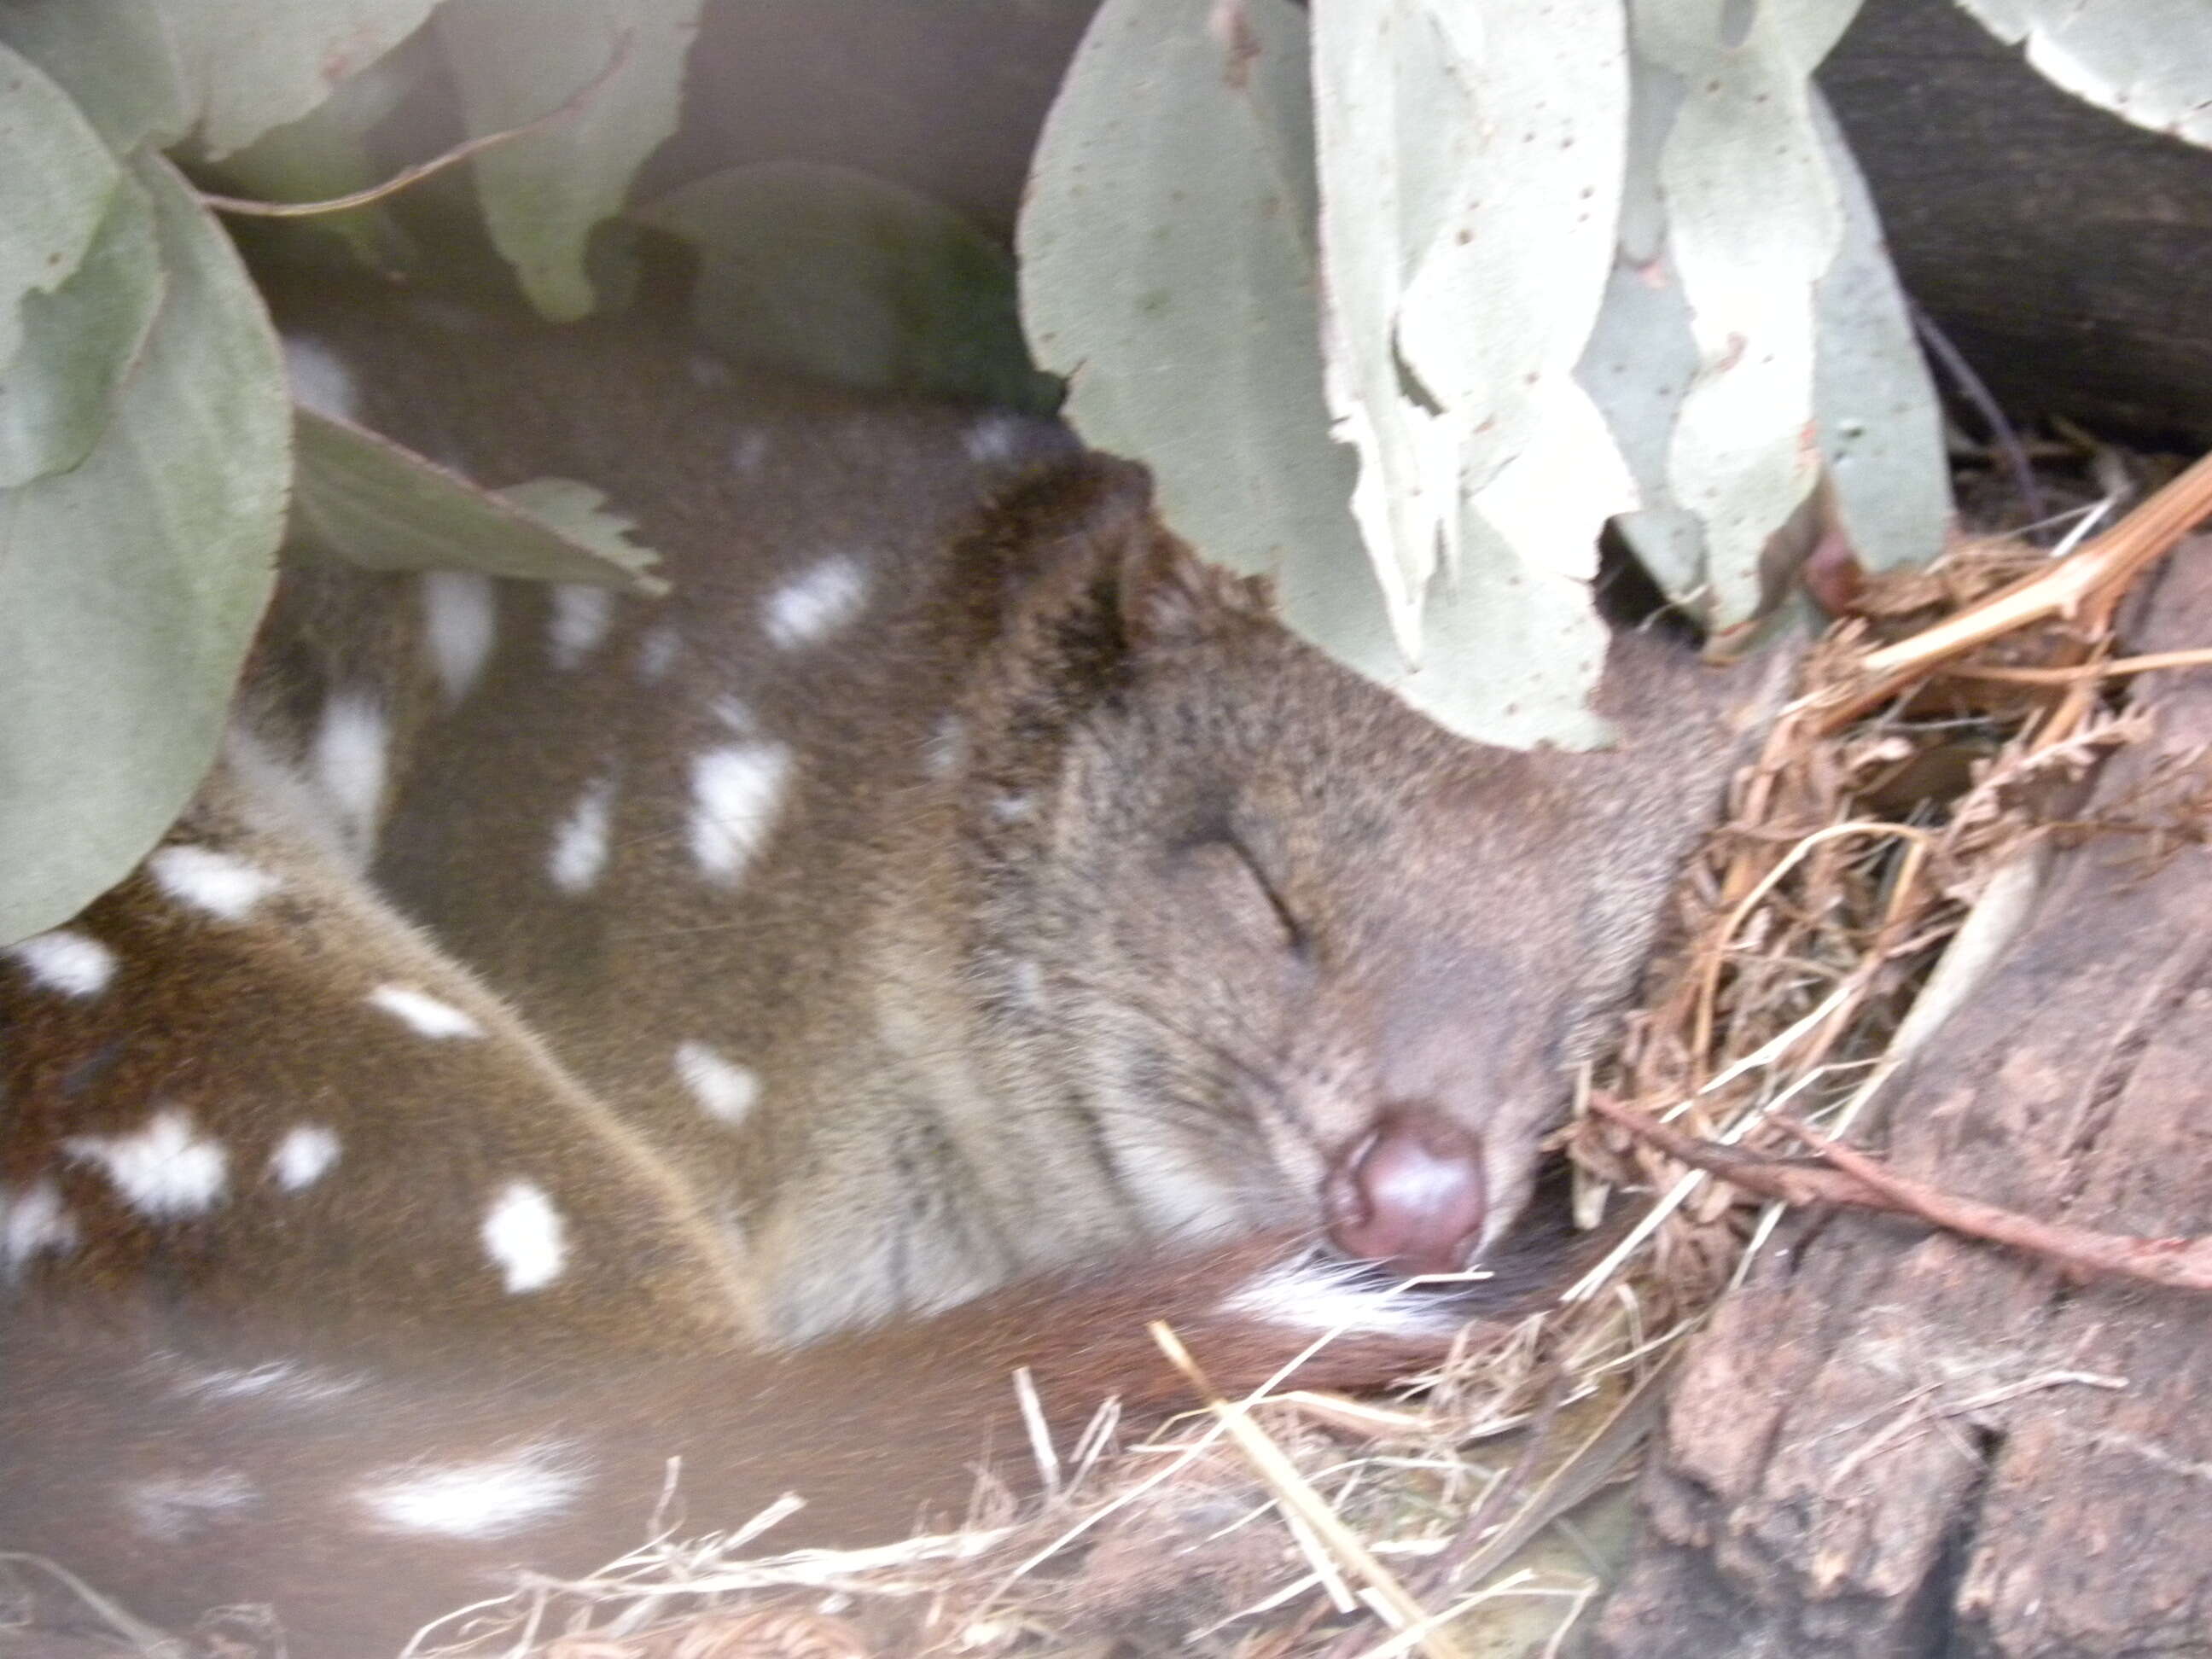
[1323, 1107, 1487, 1276]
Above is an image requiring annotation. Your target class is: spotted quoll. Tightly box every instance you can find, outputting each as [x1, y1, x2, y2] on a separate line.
[0, 278, 1781, 1653]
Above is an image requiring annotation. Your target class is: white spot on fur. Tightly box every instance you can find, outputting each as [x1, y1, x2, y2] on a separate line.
[125, 1471, 258, 1541]
[635, 623, 679, 683]
[763, 556, 868, 649]
[64, 1109, 228, 1219]
[1220, 1253, 1475, 1339]
[367, 984, 482, 1039]
[173, 1360, 359, 1406]
[312, 693, 388, 862]
[991, 793, 1033, 824]
[673, 1041, 760, 1126]
[1, 1181, 79, 1272]
[5, 930, 115, 997]
[731, 428, 771, 472]
[281, 335, 357, 422]
[1010, 958, 1045, 1010]
[923, 714, 964, 779]
[549, 583, 614, 671]
[711, 696, 758, 736]
[422, 570, 498, 706]
[687, 742, 793, 886]
[269, 1124, 341, 1191]
[354, 1442, 587, 1539]
[481, 1180, 567, 1293]
[148, 844, 280, 921]
[963, 413, 1030, 465]
[548, 778, 615, 894]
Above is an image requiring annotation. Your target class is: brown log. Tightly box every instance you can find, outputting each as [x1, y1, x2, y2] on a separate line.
[1593, 538, 2212, 1656]
[1824, 0, 2212, 443]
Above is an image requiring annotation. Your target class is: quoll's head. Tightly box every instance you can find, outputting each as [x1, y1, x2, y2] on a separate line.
[956, 457, 1737, 1278]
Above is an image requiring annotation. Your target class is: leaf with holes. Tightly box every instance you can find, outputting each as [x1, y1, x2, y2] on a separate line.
[1313, 0, 1631, 666]
[435, 0, 702, 321]
[1022, 0, 1619, 746]
[292, 410, 667, 594]
[0, 152, 289, 946]
[1627, 0, 1855, 637]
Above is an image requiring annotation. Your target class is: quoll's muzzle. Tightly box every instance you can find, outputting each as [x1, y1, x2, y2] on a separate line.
[1323, 1107, 1487, 1277]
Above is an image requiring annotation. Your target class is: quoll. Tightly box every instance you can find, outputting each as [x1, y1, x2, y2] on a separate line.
[0, 279, 1781, 1652]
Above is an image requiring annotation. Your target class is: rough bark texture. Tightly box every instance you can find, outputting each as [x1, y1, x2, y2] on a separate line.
[1595, 539, 2212, 1656]
[1824, 0, 2212, 444]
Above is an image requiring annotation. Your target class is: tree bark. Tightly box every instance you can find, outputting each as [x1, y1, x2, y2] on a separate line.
[1594, 538, 2212, 1657]
[1824, 0, 2212, 444]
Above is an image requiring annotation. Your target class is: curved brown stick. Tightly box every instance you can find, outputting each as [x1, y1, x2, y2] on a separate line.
[1586, 1094, 2212, 1294]
[198, 32, 634, 219]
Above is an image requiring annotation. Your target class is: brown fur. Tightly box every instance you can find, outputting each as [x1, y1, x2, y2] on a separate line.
[0, 278, 1784, 1650]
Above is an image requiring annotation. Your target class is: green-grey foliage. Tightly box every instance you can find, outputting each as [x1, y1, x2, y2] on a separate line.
[0, 0, 191, 152]
[435, 0, 702, 321]
[293, 411, 667, 593]
[148, 0, 440, 159]
[1021, 0, 1953, 746]
[0, 152, 288, 944]
[0, 0, 1051, 943]
[641, 160, 1057, 412]
[0, 55, 164, 487]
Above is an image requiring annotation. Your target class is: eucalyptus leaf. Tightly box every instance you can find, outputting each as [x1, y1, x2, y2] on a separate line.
[1810, 90, 1950, 573]
[1956, 0, 2212, 148]
[0, 152, 288, 946]
[148, 0, 439, 160]
[212, 44, 421, 267]
[0, 161, 165, 488]
[1020, 0, 1614, 747]
[641, 160, 1053, 411]
[495, 477, 661, 587]
[1578, 3, 1941, 621]
[1632, 0, 1848, 633]
[0, 41, 121, 370]
[1313, 0, 1630, 661]
[0, 0, 192, 153]
[292, 410, 667, 594]
[435, 0, 702, 321]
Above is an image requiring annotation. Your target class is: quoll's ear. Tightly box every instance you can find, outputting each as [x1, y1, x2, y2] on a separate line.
[1116, 515, 1277, 652]
[992, 451, 1274, 651]
[977, 453, 1278, 734]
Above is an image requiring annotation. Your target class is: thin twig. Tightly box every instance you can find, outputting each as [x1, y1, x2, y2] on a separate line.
[198, 32, 633, 218]
[1909, 295, 2044, 523]
[1584, 1094, 2212, 1294]
[1809, 447, 2212, 733]
[1151, 1323, 1470, 1659]
[1942, 646, 2212, 686]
